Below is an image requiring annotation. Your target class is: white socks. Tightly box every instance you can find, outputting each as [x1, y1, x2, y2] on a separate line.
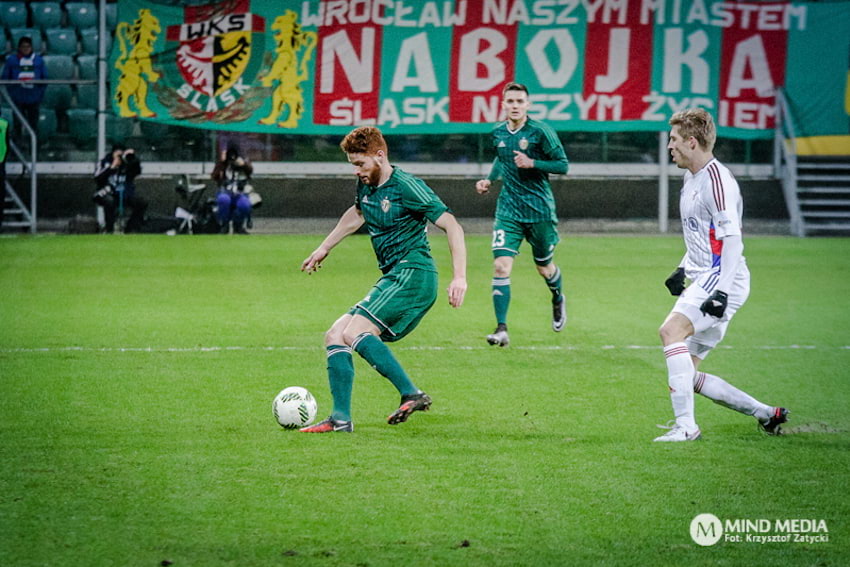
[664, 342, 698, 430]
[694, 371, 772, 422]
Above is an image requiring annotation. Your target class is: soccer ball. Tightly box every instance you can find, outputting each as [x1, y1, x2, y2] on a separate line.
[273, 386, 318, 429]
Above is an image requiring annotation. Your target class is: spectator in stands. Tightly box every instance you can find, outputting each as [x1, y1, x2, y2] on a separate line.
[212, 143, 254, 234]
[93, 143, 147, 233]
[1, 37, 47, 137]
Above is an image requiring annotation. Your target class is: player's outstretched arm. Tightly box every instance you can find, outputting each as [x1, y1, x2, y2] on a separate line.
[433, 212, 467, 308]
[301, 206, 364, 274]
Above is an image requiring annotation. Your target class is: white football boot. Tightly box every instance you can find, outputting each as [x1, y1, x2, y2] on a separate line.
[654, 424, 702, 442]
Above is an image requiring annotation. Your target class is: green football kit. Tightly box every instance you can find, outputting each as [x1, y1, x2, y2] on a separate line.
[487, 117, 569, 262]
[349, 166, 449, 342]
[486, 117, 569, 331]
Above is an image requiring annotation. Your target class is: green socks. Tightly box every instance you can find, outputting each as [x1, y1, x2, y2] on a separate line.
[352, 333, 418, 396]
[492, 276, 511, 325]
[545, 266, 562, 302]
[326, 345, 354, 422]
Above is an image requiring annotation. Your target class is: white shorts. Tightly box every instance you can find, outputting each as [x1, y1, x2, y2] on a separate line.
[672, 261, 750, 360]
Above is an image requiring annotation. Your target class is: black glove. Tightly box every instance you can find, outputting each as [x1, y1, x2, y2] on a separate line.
[700, 290, 728, 318]
[664, 267, 686, 296]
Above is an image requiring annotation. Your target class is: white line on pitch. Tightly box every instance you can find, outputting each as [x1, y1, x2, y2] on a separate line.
[1, 345, 847, 354]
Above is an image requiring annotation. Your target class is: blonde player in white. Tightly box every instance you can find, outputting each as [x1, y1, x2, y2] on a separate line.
[654, 108, 788, 442]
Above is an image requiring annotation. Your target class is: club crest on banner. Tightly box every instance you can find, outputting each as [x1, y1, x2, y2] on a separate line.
[160, 0, 266, 122]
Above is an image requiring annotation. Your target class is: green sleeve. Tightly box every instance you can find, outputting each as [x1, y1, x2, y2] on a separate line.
[403, 179, 449, 224]
[487, 158, 503, 182]
[535, 129, 569, 175]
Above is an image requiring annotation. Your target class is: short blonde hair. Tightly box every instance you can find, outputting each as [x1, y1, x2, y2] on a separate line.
[669, 108, 716, 152]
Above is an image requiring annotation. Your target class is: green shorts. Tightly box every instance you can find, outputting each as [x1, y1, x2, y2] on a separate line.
[491, 217, 560, 266]
[349, 266, 438, 342]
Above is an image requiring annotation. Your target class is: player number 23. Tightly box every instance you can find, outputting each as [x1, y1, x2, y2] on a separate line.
[492, 229, 506, 247]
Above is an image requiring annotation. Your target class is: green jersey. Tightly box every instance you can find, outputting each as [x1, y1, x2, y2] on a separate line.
[487, 118, 569, 223]
[355, 166, 449, 274]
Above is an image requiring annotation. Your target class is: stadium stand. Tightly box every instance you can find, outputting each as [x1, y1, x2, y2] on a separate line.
[65, 3, 98, 31]
[80, 28, 109, 55]
[0, 3, 28, 33]
[37, 107, 58, 140]
[45, 28, 78, 55]
[30, 2, 63, 30]
[75, 83, 97, 109]
[66, 107, 96, 143]
[42, 54, 74, 80]
[76, 54, 96, 80]
[41, 54, 74, 110]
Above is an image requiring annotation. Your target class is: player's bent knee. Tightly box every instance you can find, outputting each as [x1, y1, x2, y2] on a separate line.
[493, 257, 513, 277]
[659, 323, 685, 345]
[324, 328, 344, 346]
[536, 263, 555, 278]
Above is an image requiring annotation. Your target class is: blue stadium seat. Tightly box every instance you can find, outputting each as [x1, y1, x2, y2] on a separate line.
[45, 28, 78, 55]
[37, 108, 58, 142]
[42, 84, 74, 111]
[80, 28, 111, 55]
[42, 54, 75, 79]
[76, 54, 96, 80]
[0, 3, 28, 31]
[65, 3, 98, 31]
[10, 28, 44, 53]
[30, 2, 63, 30]
[42, 54, 75, 111]
[66, 108, 96, 143]
[75, 83, 97, 109]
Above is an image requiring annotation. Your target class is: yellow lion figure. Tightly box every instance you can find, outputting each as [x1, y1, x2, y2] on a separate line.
[114, 9, 161, 118]
[259, 10, 317, 128]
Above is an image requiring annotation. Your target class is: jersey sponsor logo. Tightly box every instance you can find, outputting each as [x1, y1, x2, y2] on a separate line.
[498, 141, 506, 148]
[362, 194, 369, 203]
[687, 217, 699, 231]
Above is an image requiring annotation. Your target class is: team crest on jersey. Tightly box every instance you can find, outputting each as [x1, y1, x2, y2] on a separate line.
[381, 198, 391, 213]
[519, 138, 529, 150]
[687, 217, 699, 231]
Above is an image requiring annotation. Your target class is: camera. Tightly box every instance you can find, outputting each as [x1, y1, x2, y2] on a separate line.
[122, 150, 137, 164]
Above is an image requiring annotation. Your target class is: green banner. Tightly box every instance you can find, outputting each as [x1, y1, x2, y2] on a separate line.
[111, 0, 850, 143]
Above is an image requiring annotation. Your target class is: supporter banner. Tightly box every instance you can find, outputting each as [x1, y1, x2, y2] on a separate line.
[111, 0, 850, 140]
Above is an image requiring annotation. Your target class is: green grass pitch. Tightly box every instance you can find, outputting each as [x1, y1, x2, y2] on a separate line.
[1, 233, 848, 566]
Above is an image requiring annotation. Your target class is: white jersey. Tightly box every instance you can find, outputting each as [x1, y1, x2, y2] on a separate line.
[679, 158, 744, 283]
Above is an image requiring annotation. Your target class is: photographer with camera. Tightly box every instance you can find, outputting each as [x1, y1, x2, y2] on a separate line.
[212, 143, 256, 234]
[93, 143, 147, 233]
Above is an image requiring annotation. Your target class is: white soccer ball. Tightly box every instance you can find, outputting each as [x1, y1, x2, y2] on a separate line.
[273, 386, 318, 429]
